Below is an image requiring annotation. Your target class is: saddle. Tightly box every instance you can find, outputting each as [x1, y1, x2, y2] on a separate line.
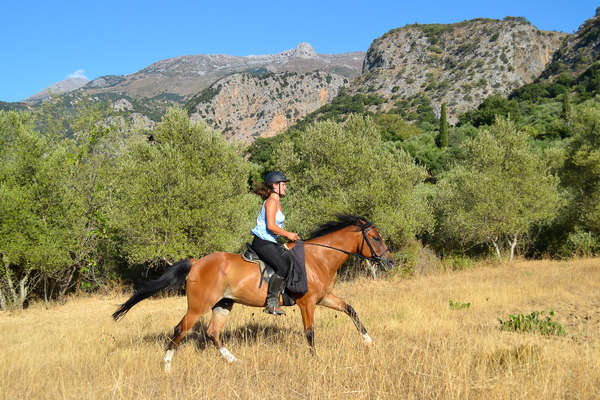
[242, 243, 274, 288]
[241, 243, 297, 306]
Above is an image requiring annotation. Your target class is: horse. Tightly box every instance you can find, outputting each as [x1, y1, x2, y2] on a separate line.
[112, 215, 394, 372]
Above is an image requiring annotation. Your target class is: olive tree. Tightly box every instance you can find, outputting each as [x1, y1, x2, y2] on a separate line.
[272, 115, 433, 249]
[435, 118, 563, 261]
[107, 108, 257, 264]
[0, 111, 75, 307]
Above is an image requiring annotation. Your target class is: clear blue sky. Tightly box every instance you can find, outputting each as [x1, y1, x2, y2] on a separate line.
[1, 0, 598, 102]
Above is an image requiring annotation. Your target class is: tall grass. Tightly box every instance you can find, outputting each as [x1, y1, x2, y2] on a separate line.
[1, 258, 599, 399]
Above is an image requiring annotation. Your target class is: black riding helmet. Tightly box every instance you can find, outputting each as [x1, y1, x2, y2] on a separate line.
[264, 171, 288, 186]
[264, 171, 288, 197]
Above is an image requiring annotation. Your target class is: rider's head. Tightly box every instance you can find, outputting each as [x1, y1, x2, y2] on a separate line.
[264, 171, 289, 197]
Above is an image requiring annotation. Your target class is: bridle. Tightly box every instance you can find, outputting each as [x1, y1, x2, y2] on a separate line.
[303, 223, 391, 266]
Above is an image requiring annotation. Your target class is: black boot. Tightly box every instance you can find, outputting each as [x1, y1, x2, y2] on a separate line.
[264, 274, 286, 315]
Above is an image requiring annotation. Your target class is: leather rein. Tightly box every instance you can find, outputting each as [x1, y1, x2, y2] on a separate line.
[302, 224, 390, 265]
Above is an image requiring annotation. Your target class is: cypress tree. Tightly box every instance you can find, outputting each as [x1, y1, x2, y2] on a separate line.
[561, 93, 572, 121]
[437, 103, 449, 148]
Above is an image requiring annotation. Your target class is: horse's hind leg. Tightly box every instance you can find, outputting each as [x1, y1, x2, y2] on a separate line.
[164, 281, 223, 372]
[164, 310, 202, 372]
[318, 293, 373, 347]
[206, 298, 239, 362]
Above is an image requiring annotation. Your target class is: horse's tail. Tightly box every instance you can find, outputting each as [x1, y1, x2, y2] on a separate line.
[112, 258, 193, 320]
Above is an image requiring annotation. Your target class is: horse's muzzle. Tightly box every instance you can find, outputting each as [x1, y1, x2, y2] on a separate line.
[378, 256, 395, 271]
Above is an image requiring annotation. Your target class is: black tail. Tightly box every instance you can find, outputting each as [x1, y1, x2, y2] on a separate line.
[112, 259, 193, 320]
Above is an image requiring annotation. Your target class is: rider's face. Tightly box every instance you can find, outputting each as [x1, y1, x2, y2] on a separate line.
[272, 181, 287, 196]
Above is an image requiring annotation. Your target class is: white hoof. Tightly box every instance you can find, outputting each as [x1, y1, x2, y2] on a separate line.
[219, 347, 240, 363]
[164, 349, 174, 372]
[363, 333, 373, 347]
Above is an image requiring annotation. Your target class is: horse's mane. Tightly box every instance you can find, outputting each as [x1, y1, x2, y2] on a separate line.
[307, 215, 372, 239]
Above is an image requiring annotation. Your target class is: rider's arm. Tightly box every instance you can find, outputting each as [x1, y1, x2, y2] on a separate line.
[265, 198, 300, 241]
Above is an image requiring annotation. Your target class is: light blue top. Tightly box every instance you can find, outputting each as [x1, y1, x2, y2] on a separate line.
[251, 200, 285, 243]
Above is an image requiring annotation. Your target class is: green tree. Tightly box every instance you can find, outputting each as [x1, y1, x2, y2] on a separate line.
[561, 105, 600, 236]
[107, 108, 257, 265]
[374, 113, 422, 142]
[273, 115, 433, 249]
[437, 103, 449, 148]
[0, 111, 75, 307]
[434, 118, 563, 261]
[561, 92, 572, 121]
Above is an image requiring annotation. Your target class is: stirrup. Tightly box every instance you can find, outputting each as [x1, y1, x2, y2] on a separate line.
[264, 304, 286, 316]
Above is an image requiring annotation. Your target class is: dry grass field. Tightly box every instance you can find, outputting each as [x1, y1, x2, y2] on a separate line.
[1, 258, 599, 399]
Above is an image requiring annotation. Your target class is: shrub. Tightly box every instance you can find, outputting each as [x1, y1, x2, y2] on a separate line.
[498, 311, 566, 336]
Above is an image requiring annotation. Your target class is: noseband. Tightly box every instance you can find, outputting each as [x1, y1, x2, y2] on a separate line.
[304, 223, 390, 265]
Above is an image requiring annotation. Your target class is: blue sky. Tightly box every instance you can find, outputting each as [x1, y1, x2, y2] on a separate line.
[1, 0, 598, 102]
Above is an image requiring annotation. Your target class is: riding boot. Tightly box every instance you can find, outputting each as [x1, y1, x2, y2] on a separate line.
[264, 273, 286, 316]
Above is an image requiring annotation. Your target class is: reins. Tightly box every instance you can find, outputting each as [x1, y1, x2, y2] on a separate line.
[303, 223, 389, 264]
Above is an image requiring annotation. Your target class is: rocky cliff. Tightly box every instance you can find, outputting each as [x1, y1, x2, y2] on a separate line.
[348, 17, 566, 122]
[189, 70, 348, 142]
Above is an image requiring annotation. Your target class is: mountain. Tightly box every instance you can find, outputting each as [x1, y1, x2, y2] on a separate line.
[24, 76, 89, 103]
[188, 70, 349, 143]
[82, 43, 364, 101]
[540, 8, 600, 80]
[347, 17, 566, 122]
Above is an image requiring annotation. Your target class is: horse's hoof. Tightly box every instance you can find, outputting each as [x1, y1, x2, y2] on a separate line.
[363, 333, 373, 348]
[219, 347, 240, 363]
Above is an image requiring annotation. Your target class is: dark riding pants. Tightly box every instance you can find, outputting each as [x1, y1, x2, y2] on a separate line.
[251, 236, 292, 277]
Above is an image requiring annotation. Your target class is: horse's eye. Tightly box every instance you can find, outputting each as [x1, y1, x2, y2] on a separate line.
[373, 236, 381, 242]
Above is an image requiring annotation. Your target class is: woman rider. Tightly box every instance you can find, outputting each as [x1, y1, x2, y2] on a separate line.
[251, 171, 300, 315]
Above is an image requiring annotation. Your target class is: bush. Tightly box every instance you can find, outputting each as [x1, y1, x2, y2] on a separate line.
[499, 311, 566, 336]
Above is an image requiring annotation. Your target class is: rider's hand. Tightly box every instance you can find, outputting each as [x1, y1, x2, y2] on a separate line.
[287, 232, 300, 241]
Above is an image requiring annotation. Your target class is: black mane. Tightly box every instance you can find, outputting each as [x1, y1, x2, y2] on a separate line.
[307, 215, 372, 239]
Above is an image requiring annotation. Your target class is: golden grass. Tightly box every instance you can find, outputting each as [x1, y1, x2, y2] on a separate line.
[1, 258, 599, 399]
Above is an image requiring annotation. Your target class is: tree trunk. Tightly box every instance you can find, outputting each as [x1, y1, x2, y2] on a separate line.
[0, 267, 31, 310]
[18, 271, 30, 307]
[491, 239, 502, 262]
[0, 286, 7, 311]
[58, 266, 77, 302]
[509, 234, 519, 262]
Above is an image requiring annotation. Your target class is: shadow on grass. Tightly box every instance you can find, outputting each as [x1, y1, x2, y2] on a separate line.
[140, 321, 297, 351]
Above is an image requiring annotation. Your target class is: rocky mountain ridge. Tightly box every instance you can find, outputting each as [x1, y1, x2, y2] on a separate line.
[81, 43, 364, 101]
[24, 77, 90, 103]
[348, 17, 567, 122]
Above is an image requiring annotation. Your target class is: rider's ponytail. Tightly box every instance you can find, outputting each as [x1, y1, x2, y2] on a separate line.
[253, 184, 272, 201]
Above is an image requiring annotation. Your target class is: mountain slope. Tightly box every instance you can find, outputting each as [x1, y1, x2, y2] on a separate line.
[348, 17, 566, 122]
[24, 77, 90, 103]
[541, 8, 600, 80]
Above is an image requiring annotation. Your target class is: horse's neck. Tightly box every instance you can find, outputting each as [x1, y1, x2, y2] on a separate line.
[306, 227, 360, 273]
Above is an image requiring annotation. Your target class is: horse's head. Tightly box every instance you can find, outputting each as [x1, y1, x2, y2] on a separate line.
[357, 220, 395, 271]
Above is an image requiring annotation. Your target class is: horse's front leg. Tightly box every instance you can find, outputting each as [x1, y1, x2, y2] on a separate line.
[297, 299, 316, 352]
[318, 293, 372, 347]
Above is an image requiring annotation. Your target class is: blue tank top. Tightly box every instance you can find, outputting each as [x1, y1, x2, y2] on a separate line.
[251, 201, 285, 243]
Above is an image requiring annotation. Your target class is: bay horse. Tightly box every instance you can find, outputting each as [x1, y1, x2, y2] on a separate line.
[112, 215, 394, 371]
